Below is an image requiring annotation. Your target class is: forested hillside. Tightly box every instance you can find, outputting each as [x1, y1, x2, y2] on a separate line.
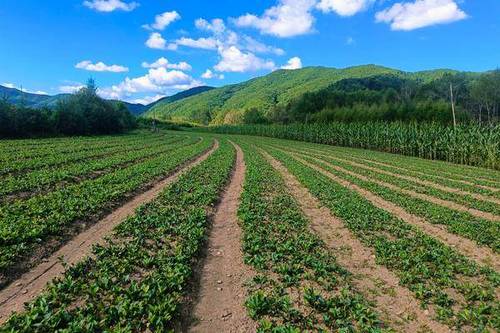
[144, 65, 499, 126]
[144, 65, 476, 124]
[0, 85, 148, 115]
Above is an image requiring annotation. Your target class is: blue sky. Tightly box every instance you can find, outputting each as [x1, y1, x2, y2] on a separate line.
[0, 0, 499, 104]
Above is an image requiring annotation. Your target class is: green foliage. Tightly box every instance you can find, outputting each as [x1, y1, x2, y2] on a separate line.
[0, 139, 235, 332]
[203, 122, 500, 170]
[265, 144, 499, 331]
[0, 134, 211, 283]
[144, 65, 469, 125]
[236, 141, 387, 331]
[0, 82, 137, 138]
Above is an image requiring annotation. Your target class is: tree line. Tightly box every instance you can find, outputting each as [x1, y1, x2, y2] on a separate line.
[242, 70, 500, 126]
[0, 80, 136, 138]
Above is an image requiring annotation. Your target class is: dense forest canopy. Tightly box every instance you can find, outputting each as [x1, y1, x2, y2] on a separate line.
[252, 70, 500, 125]
[0, 79, 136, 138]
[145, 66, 500, 126]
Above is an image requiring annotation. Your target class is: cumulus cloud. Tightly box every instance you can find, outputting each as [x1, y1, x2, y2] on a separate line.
[375, 0, 467, 31]
[98, 67, 202, 100]
[75, 60, 129, 73]
[59, 85, 85, 93]
[281, 56, 302, 69]
[143, 11, 180, 30]
[175, 37, 219, 50]
[201, 69, 224, 80]
[128, 94, 165, 105]
[234, 0, 316, 38]
[243, 36, 285, 55]
[142, 57, 192, 71]
[145, 32, 177, 50]
[83, 0, 138, 12]
[214, 46, 276, 73]
[195, 18, 226, 34]
[316, 0, 374, 16]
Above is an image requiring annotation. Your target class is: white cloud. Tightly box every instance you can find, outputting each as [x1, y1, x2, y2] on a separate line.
[201, 69, 224, 80]
[83, 0, 138, 12]
[143, 11, 180, 30]
[175, 37, 219, 50]
[195, 18, 226, 34]
[2, 83, 49, 95]
[346, 36, 355, 45]
[317, 0, 374, 16]
[375, 0, 467, 31]
[234, 0, 316, 38]
[281, 56, 302, 69]
[142, 57, 192, 71]
[98, 67, 202, 99]
[145, 32, 177, 50]
[75, 60, 129, 73]
[59, 85, 85, 93]
[214, 46, 276, 73]
[243, 36, 285, 55]
[128, 94, 165, 105]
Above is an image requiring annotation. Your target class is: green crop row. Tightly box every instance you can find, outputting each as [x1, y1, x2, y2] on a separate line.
[297, 139, 500, 187]
[0, 131, 147, 154]
[0, 133, 172, 176]
[263, 145, 499, 331]
[0, 132, 161, 163]
[285, 147, 500, 253]
[275, 144, 500, 218]
[287, 142, 500, 198]
[204, 122, 500, 170]
[0, 138, 212, 284]
[236, 140, 388, 332]
[0, 138, 235, 332]
[0, 136, 192, 201]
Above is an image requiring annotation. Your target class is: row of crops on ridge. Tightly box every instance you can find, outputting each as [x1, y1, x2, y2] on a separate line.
[0, 130, 498, 332]
[203, 122, 500, 170]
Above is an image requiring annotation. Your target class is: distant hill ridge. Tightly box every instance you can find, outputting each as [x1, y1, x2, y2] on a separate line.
[0, 85, 214, 116]
[144, 64, 472, 124]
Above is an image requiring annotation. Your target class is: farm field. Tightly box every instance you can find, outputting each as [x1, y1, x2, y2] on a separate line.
[0, 130, 498, 332]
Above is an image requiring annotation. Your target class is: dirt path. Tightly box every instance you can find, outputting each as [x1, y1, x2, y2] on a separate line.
[187, 143, 255, 333]
[355, 157, 500, 193]
[283, 151, 500, 271]
[296, 149, 500, 205]
[302, 148, 500, 206]
[261, 149, 450, 333]
[289, 149, 500, 222]
[0, 139, 219, 325]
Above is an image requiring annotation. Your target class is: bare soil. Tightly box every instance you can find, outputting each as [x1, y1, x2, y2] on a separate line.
[289, 152, 500, 271]
[325, 153, 500, 206]
[185, 143, 255, 333]
[296, 151, 499, 222]
[0, 140, 219, 325]
[263, 150, 451, 333]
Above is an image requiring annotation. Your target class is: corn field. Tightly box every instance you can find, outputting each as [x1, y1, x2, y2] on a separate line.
[202, 122, 500, 170]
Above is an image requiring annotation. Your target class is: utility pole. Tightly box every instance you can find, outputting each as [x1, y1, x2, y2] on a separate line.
[450, 83, 457, 129]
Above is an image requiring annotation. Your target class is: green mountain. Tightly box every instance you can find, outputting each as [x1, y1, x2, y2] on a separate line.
[0, 85, 148, 115]
[144, 65, 460, 125]
[0, 85, 213, 116]
[148, 86, 214, 109]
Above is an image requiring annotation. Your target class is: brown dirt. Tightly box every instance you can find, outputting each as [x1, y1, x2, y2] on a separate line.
[186, 142, 256, 333]
[285, 151, 500, 271]
[0, 140, 219, 325]
[1, 137, 194, 204]
[291, 149, 500, 222]
[261, 149, 451, 333]
[355, 157, 500, 193]
[309, 150, 500, 206]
